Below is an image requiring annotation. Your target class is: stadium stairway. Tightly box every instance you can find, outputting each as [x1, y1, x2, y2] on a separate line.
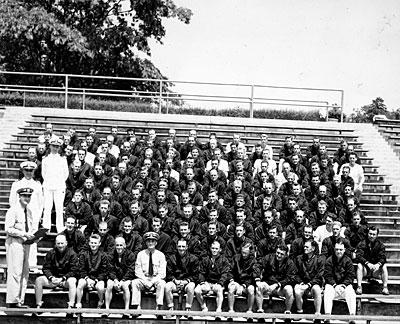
[374, 118, 400, 158]
[0, 106, 400, 317]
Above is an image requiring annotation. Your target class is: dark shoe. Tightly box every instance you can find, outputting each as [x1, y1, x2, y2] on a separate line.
[324, 320, 331, 324]
[348, 321, 355, 324]
[314, 319, 321, 324]
[101, 313, 108, 318]
[122, 314, 130, 319]
[215, 316, 221, 321]
[66, 313, 74, 319]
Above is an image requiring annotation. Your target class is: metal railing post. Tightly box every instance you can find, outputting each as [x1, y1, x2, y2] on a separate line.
[340, 90, 344, 123]
[64, 74, 69, 109]
[23, 91, 26, 107]
[325, 101, 329, 122]
[250, 85, 254, 118]
[82, 89, 86, 110]
[158, 80, 162, 114]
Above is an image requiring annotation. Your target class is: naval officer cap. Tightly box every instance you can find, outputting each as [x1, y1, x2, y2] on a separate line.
[20, 161, 37, 170]
[143, 232, 159, 241]
[17, 187, 34, 196]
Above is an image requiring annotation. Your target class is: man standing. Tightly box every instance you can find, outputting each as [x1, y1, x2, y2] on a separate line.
[131, 232, 166, 318]
[323, 238, 357, 324]
[34, 234, 78, 315]
[9, 161, 44, 267]
[42, 136, 69, 232]
[5, 187, 35, 307]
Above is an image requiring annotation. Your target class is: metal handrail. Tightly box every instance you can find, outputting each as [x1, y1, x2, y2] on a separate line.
[0, 70, 344, 121]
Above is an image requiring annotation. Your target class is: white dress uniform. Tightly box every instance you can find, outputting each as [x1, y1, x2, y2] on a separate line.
[5, 200, 33, 304]
[42, 140, 69, 232]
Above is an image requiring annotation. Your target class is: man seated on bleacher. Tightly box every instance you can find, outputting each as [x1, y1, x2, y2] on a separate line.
[76, 234, 110, 310]
[104, 237, 135, 318]
[293, 239, 324, 324]
[227, 242, 256, 316]
[254, 244, 296, 324]
[34, 234, 78, 317]
[323, 238, 356, 324]
[355, 226, 389, 295]
[195, 240, 231, 317]
[131, 231, 166, 319]
[165, 238, 199, 314]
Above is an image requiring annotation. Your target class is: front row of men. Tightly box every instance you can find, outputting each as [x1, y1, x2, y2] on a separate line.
[6, 188, 386, 324]
[35, 232, 362, 324]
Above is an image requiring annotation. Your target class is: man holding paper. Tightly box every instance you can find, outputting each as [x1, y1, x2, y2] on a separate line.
[5, 187, 35, 307]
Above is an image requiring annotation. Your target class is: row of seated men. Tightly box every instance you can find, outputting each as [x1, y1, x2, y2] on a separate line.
[34, 221, 387, 324]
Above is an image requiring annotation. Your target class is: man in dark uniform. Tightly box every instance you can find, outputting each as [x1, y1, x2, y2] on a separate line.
[165, 238, 199, 313]
[34, 234, 78, 315]
[355, 226, 389, 295]
[76, 234, 110, 309]
[104, 237, 136, 318]
[254, 244, 296, 323]
[323, 238, 356, 324]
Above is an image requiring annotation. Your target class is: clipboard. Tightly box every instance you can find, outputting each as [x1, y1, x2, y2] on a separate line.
[23, 228, 49, 245]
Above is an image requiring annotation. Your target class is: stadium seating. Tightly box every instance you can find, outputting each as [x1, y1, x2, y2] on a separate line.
[0, 107, 400, 321]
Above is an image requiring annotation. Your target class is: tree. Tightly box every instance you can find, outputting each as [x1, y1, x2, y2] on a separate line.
[0, 0, 192, 93]
[349, 97, 389, 123]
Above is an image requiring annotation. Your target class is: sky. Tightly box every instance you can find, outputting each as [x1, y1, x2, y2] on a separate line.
[148, 0, 400, 114]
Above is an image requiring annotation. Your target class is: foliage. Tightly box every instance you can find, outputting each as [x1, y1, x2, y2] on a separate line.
[349, 97, 389, 123]
[0, 92, 322, 121]
[0, 0, 192, 93]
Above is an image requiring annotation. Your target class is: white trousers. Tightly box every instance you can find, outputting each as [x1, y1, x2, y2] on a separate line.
[6, 238, 30, 304]
[43, 188, 65, 232]
[324, 284, 356, 315]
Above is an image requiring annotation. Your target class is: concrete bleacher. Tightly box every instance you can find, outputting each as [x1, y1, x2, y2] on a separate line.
[1, 106, 400, 321]
[374, 118, 400, 157]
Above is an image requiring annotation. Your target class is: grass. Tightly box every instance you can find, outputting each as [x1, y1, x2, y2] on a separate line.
[0, 92, 324, 121]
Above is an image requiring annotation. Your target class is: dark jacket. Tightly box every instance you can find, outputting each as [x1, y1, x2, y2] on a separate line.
[65, 201, 93, 226]
[118, 231, 143, 260]
[43, 247, 79, 280]
[78, 250, 110, 281]
[108, 249, 136, 281]
[254, 254, 297, 287]
[321, 236, 351, 259]
[166, 252, 199, 283]
[356, 238, 387, 266]
[85, 213, 120, 238]
[324, 254, 355, 287]
[256, 237, 284, 259]
[294, 252, 324, 286]
[225, 236, 253, 259]
[198, 254, 232, 286]
[61, 229, 87, 254]
[231, 253, 256, 287]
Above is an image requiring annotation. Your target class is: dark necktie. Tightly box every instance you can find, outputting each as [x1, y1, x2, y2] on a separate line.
[148, 251, 154, 276]
[24, 208, 29, 233]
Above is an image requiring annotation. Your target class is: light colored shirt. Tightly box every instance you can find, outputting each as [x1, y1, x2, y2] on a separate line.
[5, 202, 33, 239]
[42, 153, 69, 189]
[340, 163, 365, 191]
[9, 178, 43, 224]
[135, 249, 166, 280]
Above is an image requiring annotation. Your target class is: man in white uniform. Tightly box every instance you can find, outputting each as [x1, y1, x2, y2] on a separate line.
[5, 187, 35, 307]
[42, 136, 69, 232]
[9, 161, 44, 267]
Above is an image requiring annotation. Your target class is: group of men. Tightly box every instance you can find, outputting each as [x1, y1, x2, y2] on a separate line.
[5, 123, 389, 324]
